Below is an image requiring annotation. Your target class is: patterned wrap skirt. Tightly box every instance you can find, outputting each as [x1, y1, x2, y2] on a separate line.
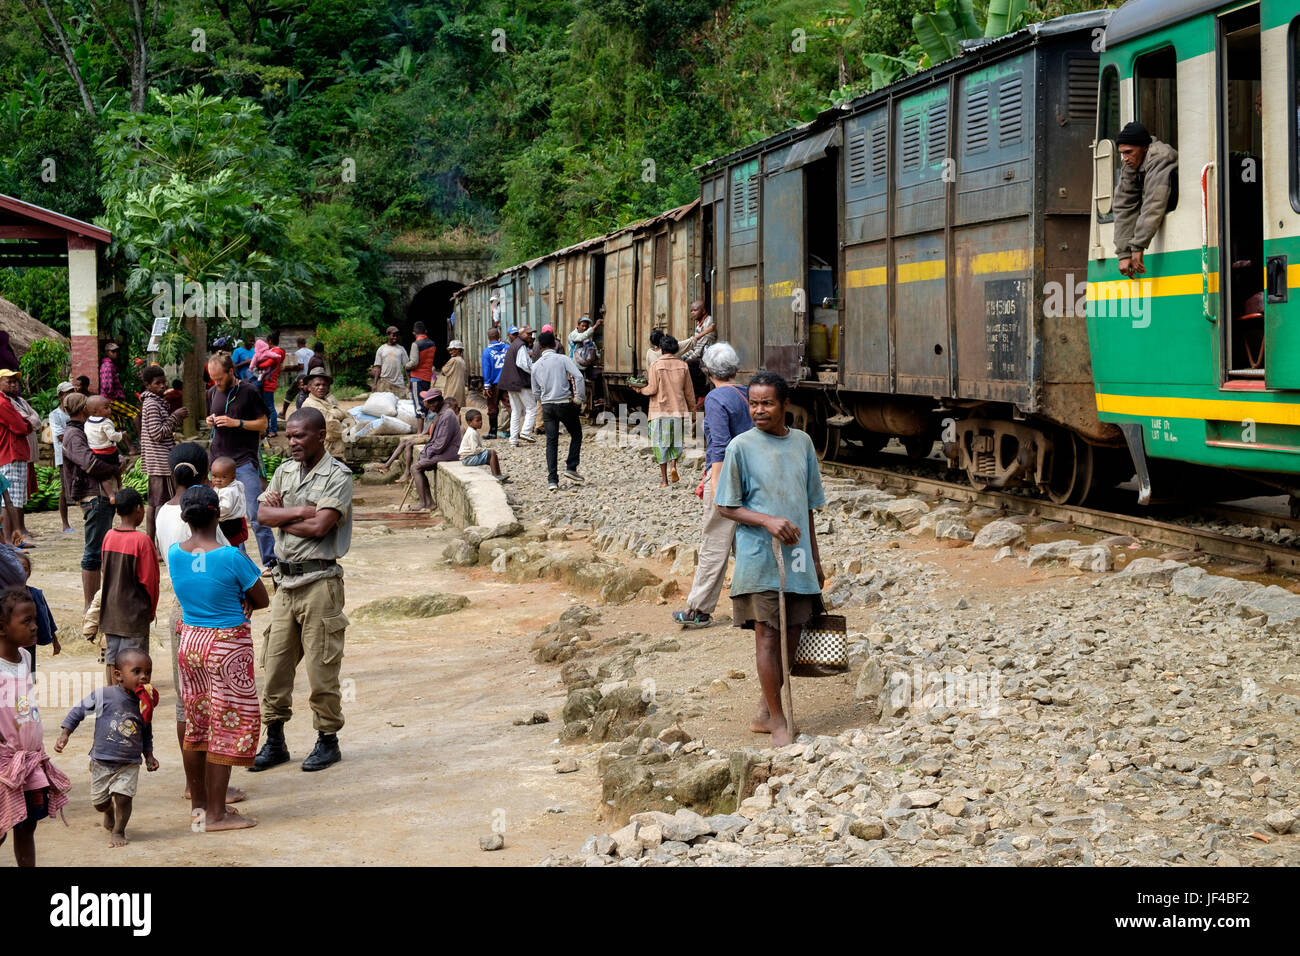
[649, 416, 685, 464]
[177, 622, 260, 766]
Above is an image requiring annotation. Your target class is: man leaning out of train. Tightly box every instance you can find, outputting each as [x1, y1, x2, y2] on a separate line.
[1113, 121, 1178, 280]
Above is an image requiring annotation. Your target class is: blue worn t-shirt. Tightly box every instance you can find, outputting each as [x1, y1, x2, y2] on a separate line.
[167, 544, 261, 627]
[714, 427, 825, 596]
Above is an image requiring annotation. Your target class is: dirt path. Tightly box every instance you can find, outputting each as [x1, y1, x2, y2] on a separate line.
[14, 489, 605, 866]
[13, 473, 1124, 866]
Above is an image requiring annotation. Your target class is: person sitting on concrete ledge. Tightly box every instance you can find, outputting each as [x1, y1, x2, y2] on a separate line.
[458, 409, 508, 483]
[412, 390, 462, 511]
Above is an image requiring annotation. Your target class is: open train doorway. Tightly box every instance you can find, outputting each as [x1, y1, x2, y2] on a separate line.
[804, 154, 839, 378]
[406, 280, 460, 370]
[1220, 4, 1265, 380]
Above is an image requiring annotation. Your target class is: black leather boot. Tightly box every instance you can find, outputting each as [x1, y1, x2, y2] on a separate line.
[301, 732, 341, 772]
[250, 721, 290, 772]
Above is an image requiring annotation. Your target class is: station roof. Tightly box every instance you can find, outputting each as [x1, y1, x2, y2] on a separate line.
[0, 193, 110, 268]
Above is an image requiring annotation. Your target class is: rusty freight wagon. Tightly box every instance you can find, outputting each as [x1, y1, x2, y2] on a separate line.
[698, 10, 1124, 503]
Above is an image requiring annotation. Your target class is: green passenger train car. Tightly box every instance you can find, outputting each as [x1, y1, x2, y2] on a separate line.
[1087, 0, 1300, 506]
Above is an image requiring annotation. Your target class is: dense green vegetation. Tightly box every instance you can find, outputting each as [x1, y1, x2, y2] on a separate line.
[0, 0, 1113, 357]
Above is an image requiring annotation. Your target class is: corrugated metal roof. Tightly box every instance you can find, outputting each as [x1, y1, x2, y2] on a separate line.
[698, 10, 1110, 174]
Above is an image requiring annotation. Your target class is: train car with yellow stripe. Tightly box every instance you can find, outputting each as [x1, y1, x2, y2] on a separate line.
[1087, 0, 1300, 508]
[698, 9, 1123, 503]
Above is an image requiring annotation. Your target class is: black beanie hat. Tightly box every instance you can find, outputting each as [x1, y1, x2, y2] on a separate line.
[1116, 121, 1152, 147]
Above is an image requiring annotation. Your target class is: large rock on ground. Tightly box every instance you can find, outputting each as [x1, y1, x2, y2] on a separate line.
[599, 566, 663, 604]
[1067, 545, 1114, 572]
[670, 759, 733, 811]
[1023, 540, 1081, 567]
[597, 685, 651, 722]
[1116, 557, 1188, 586]
[973, 519, 1025, 549]
[352, 593, 469, 620]
[562, 687, 602, 723]
[442, 538, 479, 566]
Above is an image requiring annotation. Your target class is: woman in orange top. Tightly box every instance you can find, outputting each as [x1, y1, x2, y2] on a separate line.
[638, 335, 695, 487]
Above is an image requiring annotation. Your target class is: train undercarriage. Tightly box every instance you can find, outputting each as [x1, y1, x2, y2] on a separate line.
[789, 385, 1131, 506]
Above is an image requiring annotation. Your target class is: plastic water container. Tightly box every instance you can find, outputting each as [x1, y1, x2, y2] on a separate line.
[808, 323, 828, 364]
[829, 323, 839, 361]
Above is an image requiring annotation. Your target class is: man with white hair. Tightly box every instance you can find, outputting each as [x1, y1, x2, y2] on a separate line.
[672, 342, 751, 628]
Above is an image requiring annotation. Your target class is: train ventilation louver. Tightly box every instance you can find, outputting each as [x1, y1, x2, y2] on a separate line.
[1067, 58, 1098, 124]
[998, 79, 1023, 147]
[902, 113, 922, 171]
[848, 131, 869, 186]
[870, 123, 887, 181]
[927, 103, 948, 166]
[966, 87, 990, 153]
[731, 173, 746, 226]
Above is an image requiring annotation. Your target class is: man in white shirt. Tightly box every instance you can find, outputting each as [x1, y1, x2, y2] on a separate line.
[293, 337, 313, 373]
[370, 326, 408, 396]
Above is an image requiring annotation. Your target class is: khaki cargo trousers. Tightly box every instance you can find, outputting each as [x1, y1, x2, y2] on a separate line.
[260, 576, 348, 734]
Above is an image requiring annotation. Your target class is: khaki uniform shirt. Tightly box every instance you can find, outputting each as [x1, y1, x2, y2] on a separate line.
[259, 452, 353, 590]
[301, 393, 350, 460]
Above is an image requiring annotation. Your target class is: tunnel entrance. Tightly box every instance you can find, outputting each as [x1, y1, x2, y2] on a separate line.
[404, 280, 461, 371]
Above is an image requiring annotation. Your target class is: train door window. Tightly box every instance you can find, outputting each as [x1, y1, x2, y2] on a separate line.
[653, 234, 668, 279]
[1135, 45, 1178, 152]
[1221, 7, 1264, 376]
[1096, 65, 1121, 221]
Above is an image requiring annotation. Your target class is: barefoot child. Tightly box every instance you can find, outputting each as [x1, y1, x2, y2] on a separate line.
[97, 488, 160, 686]
[459, 409, 508, 482]
[55, 648, 158, 847]
[713, 371, 826, 748]
[209, 456, 250, 547]
[84, 394, 123, 503]
[0, 588, 71, 866]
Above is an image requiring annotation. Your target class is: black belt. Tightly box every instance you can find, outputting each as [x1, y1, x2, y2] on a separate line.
[277, 559, 337, 576]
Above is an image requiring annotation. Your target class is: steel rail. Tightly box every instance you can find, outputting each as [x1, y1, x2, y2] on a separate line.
[820, 461, 1300, 574]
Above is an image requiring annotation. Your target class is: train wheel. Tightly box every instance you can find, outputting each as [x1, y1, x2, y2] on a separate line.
[1045, 433, 1095, 506]
[817, 425, 841, 462]
[902, 435, 934, 459]
[965, 466, 992, 492]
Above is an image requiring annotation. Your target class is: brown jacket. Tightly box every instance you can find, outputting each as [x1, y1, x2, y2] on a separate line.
[60, 420, 117, 500]
[1113, 138, 1178, 257]
[642, 356, 696, 418]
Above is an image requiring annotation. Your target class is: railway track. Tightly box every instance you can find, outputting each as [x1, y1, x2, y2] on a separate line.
[820, 459, 1300, 576]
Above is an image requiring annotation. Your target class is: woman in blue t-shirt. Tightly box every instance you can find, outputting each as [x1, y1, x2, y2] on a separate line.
[168, 485, 268, 832]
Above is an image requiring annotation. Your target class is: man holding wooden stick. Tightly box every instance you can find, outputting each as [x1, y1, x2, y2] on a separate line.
[714, 371, 825, 747]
